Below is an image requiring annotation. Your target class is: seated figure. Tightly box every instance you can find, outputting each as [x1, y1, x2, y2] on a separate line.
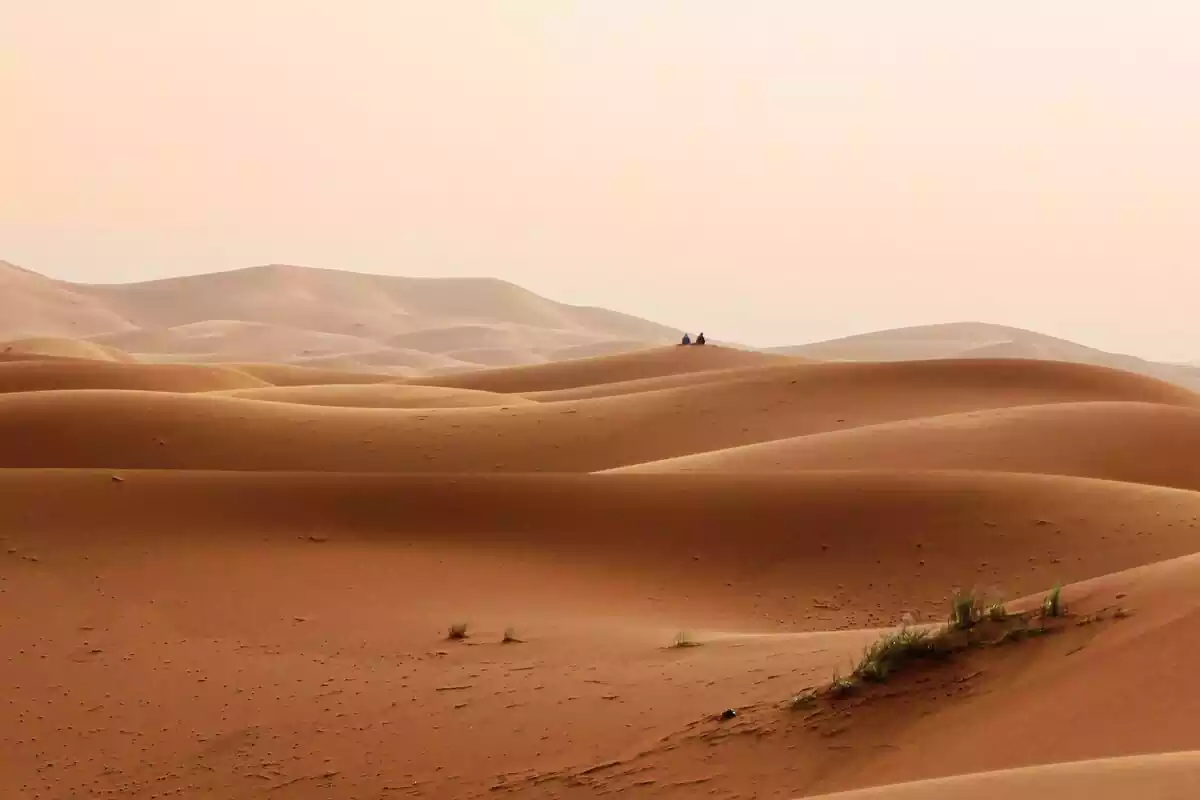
[681, 333, 692, 345]
[696, 332, 706, 345]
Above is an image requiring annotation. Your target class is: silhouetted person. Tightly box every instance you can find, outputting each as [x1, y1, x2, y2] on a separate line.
[681, 333, 692, 345]
[696, 332, 706, 345]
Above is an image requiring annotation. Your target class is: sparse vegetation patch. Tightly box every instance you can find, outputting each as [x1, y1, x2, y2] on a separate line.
[670, 630, 702, 648]
[1042, 584, 1064, 618]
[788, 582, 1104, 710]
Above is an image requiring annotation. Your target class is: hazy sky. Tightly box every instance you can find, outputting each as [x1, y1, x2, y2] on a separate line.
[4, 2, 1198, 358]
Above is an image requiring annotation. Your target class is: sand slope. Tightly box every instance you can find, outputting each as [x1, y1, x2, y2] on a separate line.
[0, 360, 267, 394]
[0, 260, 135, 339]
[215, 383, 533, 409]
[2, 260, 688, 374]
[0, 359, 1191, 472]
[617, 401, 1200, 491]
[412, 344, 795, 393]
[216, 362, 399, 386]
[0, 335, 136, 362]
[6, 469, 1200, 798]
[802, 753, 1200, 800]
[5, 469, 1199, 632]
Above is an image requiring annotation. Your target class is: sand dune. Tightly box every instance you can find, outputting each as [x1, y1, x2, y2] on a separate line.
[0, 358, 1191, 473]
[0, 335, 136, 362]
[215, 383, 534, 409]
[617, 401, 1200, 491]
[7, 263, 1200, 799]
[6, 468, 1200, 797]
[4, 469, 1199, 631]
[0, 359, 267, 394]
[772, 321, 1136, 363]
[287, 347, 471, 374]
[1, 261, 684, 374]
[217, 361, 399, 386]
[546, 338, 665, 361]
[519, 361, 808, 401]
[0, 260, 135, 339]
[411, 343, 795, 393]
[773, 321, 1200, 391]
[802, 753, 1200, 800]
[92, 319, 382, 363]
[736, 550, 1200, 796]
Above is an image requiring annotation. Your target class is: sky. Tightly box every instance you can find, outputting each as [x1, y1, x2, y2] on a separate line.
[3, 1, 1199, 359]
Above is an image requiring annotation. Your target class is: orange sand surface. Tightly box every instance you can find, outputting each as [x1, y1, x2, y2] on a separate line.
[4, 328, 1200, 799]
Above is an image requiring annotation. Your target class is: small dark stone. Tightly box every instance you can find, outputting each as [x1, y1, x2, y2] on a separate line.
[720, 708, 737, 721]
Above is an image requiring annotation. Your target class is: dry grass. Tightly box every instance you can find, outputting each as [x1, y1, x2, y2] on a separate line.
[670, 630, 702, 649]
[792, 583, 1086, 708]
[1042, 584, 1065, 618]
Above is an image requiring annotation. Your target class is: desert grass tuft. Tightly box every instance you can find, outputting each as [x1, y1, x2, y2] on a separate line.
[985, 602, 1008, 622]
[854, 625, 946, 684]
[949, 590, 980, 630]
[447, 622, 469, 640]
[670, 630, 702, 649]
[501, 626, 524, 644]
[829, 672, 857, 698]
[1042, 584, 1064, 618]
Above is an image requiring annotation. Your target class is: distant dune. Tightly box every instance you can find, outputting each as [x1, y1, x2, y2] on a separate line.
[8, 257, 1200, 799]
[0, 335, 136, 362]
[0, 261, 683, 375]
[6, 261, 1198, 391]
[412, 343, 796, 393]
[771, 321, 1200, 391]
[0, 359, 266, 394]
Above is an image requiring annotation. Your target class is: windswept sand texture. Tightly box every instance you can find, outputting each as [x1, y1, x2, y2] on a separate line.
[6, 267, 1200, 799]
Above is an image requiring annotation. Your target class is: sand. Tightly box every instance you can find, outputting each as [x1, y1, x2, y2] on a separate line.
[0, 262, 684, 373]
[5, 314, 1200, 798]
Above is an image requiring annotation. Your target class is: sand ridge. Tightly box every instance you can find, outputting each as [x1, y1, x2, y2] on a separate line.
[408, 343, 798, 393]
[799, 753, 1200, 800]
[0, 359, 268, 394]
[214, 383, 536, 409]
[614, 400, 1200, 490]
[0, 357, 1194, 473]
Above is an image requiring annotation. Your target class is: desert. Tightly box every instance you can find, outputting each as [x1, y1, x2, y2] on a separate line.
[4, 261, 1200, 799]
[8, 3, 1200, 796]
